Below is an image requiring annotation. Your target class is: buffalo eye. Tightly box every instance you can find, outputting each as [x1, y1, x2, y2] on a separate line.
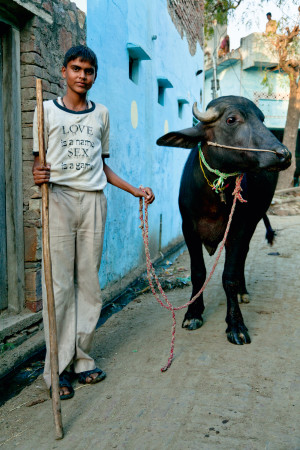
[226, 116, 236, 125]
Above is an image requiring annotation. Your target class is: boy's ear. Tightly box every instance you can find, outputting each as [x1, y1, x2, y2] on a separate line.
[156, 124, 204, 149]
[61, 65, 66, 79]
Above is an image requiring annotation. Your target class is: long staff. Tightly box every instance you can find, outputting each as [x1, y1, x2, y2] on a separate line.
[36, 78, 64, 440]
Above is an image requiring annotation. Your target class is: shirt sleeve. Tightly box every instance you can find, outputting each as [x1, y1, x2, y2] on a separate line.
[101, 109, 110, 157]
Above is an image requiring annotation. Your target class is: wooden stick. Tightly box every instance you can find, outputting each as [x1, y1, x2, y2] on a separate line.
[36, 79, 64, 440]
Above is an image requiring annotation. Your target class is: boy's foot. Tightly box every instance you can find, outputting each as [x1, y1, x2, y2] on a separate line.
[78, 368, 106, 384]
[50, 371, 74, 400]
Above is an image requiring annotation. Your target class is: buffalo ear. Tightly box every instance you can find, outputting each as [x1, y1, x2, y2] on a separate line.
[156, 125, 203, 149]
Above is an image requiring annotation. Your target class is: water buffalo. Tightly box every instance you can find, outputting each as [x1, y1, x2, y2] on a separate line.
[157, 96, 291, 345]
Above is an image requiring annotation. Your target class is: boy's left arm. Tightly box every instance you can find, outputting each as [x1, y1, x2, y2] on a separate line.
[103, 160, 155, 204]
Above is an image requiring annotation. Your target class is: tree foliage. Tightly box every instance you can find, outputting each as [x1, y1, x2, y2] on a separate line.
[204, 0, 242, 36]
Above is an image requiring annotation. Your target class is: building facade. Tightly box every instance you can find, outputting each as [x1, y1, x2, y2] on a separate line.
[87, 0, 204, 296]
[1, 0, 204, 365]
[0, 0, 85, 356]
[204, 32, 299, 155]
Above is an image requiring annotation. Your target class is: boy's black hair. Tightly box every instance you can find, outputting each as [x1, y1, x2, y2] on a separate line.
[63, 45, 98, 77]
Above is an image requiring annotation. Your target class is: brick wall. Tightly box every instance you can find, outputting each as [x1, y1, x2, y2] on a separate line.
[167, 0, 204, 55]
[21, 0, 86, 312]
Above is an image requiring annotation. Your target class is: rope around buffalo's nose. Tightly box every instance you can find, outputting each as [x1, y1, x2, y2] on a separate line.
[139, 174, 247, 372]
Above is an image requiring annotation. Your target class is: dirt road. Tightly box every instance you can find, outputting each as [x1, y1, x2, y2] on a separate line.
[1, 215, 299, 449]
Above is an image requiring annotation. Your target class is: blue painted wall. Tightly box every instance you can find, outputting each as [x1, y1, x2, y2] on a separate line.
[87, 0, 203, 289]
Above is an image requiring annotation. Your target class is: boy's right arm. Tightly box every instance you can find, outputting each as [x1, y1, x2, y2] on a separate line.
[32, 155, 51, 186]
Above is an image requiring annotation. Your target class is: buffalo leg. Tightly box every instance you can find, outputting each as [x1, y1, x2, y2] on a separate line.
[237, 261, 250, 304]
[223, 243, 251, 345]
[182, 222, 206, 330]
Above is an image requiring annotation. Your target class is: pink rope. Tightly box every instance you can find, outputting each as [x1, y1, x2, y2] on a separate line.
[139, 174, 246, 372]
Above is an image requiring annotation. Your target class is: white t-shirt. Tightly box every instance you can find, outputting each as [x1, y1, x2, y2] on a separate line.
[33, 98, 110, 191]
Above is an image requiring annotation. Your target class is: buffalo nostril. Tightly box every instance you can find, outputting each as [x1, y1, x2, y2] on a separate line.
[275, 147, 291, 160]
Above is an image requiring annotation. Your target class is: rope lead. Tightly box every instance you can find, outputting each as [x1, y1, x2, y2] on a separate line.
[139, 175, 246, 372]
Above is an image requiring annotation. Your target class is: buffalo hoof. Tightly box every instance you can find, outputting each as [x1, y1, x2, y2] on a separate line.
[227, 326, 251, 345]
[182, 317, 203, 330]
[238, 293, 250, 304]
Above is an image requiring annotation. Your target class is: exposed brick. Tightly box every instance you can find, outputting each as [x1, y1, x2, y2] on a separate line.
[167, 0, 204, 54]
[43, 91, 56, 100]
[50, 83, 60, 95]
[20, 40, 39, 53]
[21, 52, 45, 67]
[21, 76, 39, 89]
[22, 99, 39, 112]
[42, 1, 54, 13]
[68, 10, 76, 23]
[26, 300, 43, 313]
[18, 0, 86, 316]
[22, 138, 34, 157]
[24, 226, 42, 262]
[77, 9, 86, 30]
[25, 269, 42, 305]
[22, 125, 33, 140]
[24, 208, 41, 221]
[29, 198, 42, 214]
[21, 64, 42, 78]
[22, 111, 35, 125]
[59, 28, 72, 54]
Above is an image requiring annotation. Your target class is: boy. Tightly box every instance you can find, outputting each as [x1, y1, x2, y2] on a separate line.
[32, 45, 155, 399]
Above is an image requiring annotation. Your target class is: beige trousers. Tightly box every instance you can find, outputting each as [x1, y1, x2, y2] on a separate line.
[42, 185, 107, 388]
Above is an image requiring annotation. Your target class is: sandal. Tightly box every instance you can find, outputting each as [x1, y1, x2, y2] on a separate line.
[78, 367, 106, 384]
[50, 371, 74, 400]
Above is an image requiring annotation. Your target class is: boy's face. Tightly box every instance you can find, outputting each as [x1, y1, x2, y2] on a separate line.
[62, 58, 96, 95]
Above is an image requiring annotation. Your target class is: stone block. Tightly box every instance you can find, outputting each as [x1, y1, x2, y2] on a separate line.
[59, 28, 72, 54]
[24, 208, 41, 221]
[21, 76, 44, 89]
[6, 332, 27, 346]
[23, 161, 36, 203]
[50, 83, 60, 95]
[77, 9, 86, 30]
[22, 111, 35, 125]
[21, 52, 45, 68]
[22, 124, 33, 140]
[26, 324, 39, 335]
[43, 91, 56, 101]
[21, 65, 44, 79]
[20, 40, 37, 53]
[26, 300, 43, 313]
[21, 87, 40, 101]
[22, 138, 34, 161]
[68, 10, 76, 23]
[25, 269, 42, 303]
[29, 198, 41, 215]
[42, 1, 54, 13]
[21, 99, 38, 112]
[24, 226, 41, 262]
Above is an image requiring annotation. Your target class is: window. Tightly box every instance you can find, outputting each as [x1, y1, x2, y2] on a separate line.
[127, 43, 151, 85]
[177, 98, 189, 119]
[129, 57, 139, 84]
[157, 77, 173, 106]
[158, 85, 165, 106]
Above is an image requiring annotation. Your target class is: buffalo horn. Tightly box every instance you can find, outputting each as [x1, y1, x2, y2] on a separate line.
[192, 102, 219, 123]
